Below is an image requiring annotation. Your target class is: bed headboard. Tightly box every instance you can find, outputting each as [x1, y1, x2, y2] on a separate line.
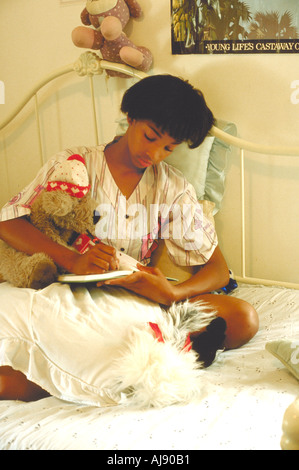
[1, 52, 299, 290]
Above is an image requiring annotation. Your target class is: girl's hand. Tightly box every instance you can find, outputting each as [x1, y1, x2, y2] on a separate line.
[97, 263, 177, 306]
[71, 242, 119, 275]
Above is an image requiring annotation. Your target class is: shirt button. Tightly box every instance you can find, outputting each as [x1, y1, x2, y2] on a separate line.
[120, 248, 125, 252]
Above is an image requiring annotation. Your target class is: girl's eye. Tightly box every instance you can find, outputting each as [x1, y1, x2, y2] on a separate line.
[144, 134, 155, 142]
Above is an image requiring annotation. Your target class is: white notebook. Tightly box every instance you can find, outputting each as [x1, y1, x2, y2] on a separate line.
[58, 250, 178, 284]
[58, 251, 138, 283]
[58, 270, 134, 284]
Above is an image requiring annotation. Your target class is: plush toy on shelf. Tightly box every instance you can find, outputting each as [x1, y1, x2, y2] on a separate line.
[0, 155, 98, 289]
[72, 0, 153, 77]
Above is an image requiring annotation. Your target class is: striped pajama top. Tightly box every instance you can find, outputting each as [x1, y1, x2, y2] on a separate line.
[0, 145, 217, 267]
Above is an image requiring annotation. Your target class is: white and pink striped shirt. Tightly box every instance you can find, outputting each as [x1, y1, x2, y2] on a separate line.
[0, 145, 217, 266]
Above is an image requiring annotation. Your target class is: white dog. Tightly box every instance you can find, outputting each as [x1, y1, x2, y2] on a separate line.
[105, 300, 226, 408]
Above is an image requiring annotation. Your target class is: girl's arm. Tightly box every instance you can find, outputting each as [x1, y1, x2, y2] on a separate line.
[100, 245, 230, 306]
[170, 246, 230, 301]
[0, 217, 118, 275]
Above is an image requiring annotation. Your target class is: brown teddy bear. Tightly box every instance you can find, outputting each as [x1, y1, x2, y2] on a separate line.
[0, 155, 98, 289]
[72, 0, 153, 77]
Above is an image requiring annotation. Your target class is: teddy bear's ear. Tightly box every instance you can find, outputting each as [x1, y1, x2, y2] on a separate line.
[42, 191, 74, 217]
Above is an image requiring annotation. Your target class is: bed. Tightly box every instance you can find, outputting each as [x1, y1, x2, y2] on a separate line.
[0, 52, 298, 451]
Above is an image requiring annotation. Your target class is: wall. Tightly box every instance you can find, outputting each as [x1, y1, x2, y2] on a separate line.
[0, 0, 298, 283]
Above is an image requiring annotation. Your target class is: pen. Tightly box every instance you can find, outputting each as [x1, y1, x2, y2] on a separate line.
[86, 232, 179, 282]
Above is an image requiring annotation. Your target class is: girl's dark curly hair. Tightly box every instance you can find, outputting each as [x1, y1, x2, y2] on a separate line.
[121, 74, 215, 149]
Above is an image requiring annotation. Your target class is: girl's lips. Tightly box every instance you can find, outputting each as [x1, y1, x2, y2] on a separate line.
[138, 157, 152, 167]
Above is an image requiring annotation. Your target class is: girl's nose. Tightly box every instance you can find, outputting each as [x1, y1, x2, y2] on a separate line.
[146, 149, 163, 164]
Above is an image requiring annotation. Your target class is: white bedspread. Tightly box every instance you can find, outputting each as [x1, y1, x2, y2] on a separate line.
[0, 284, 298, 450]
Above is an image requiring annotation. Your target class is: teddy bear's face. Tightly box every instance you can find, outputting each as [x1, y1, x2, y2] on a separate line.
[42, 190, 97, 234]
[86, 0, 118, 15]
[42, 190, 75, 218]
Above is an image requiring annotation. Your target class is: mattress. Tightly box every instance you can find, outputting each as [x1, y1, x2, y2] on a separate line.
[0, 284, 298, 450]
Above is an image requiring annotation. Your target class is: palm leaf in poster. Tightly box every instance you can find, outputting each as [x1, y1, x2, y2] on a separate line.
[171, 0, 299, 54]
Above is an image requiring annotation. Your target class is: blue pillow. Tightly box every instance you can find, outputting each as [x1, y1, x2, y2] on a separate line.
[205, 120, 237, 213]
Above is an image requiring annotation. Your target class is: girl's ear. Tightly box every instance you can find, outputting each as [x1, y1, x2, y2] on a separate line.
[127, 116, 134, 126]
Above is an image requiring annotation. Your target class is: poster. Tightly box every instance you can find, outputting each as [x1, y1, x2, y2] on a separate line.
[171, 0, 299, 54]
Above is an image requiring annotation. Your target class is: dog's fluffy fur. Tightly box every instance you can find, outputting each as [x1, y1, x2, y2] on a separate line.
[104, 301, 217, 408]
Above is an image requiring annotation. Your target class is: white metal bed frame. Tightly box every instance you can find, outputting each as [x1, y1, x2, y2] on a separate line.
[1, 51, 299, 290]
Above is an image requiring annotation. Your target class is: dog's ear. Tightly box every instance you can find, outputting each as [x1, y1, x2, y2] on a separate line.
[42, 191, 74, 217]
[190, 317, 227, 367]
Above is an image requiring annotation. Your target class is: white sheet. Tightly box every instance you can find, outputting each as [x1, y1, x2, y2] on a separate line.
[0, 284, 298, 450]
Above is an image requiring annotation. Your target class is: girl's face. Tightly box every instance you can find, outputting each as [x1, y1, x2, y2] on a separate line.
[126, 118, 181, 170]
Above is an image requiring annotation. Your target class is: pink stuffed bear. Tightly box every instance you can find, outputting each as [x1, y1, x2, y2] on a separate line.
[72, 0, 153, 77]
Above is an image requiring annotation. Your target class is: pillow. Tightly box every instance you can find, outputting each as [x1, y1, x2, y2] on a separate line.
[266, 340, 299, 380]
[165, 138, 214, 201]
[115, 117, 237, 214]
[204, 120, 237, 213]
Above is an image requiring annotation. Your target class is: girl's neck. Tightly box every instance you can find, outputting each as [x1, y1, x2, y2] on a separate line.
[104, 136, 146, 199]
